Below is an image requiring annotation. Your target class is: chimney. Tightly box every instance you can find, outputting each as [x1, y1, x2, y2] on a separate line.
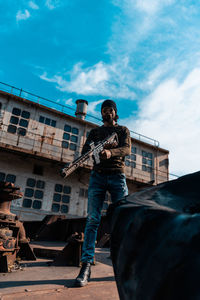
[75, 99, 88, 120]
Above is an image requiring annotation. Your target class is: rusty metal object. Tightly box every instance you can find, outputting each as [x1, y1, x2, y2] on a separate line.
[0, 215, 19, 272]
[0, 181, 36, 272]
[0, 227, 16, 250]
[34, 215, 67, 241]
[52, 232, 84, 267]
[17, 218, 36, 261]
[0, 181, 23, 215]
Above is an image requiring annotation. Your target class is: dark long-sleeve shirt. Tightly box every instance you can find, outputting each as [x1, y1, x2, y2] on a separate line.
[82, 124, 131, 173]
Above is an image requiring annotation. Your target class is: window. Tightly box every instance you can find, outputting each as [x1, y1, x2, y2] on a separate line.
[12, 108, 21, 116]
[7, 107, 30, 136]
[33, 200, 42, 209]
[7, 125, 17, 134]
[63, 133, 70, 140]
[10, 116, 18, 125]
[25, 188, 34, 197]
[18, 128, 26, 136]
[70, 135, 78, 143]
[125, 146, 137, 168]
[21, 111, 30, 119]
[0, 172, 16, 183]
[0, 172, 5, 181]
[62, 195, 70, 203]
[39, 116, 57, 128]
[69, 143, 77, 151]
[33, 164, 44, 176]
[19, 119, 28, 127]
[64, 124, 71, 132]
[27, 178, 36, 187]
[51, 184, 71, 213]
[23, 198, 32, 208]
[62, 141, 69, 149]
[72, 128, 79, 135]
[51, 120, 56, 127]
[45, 118, 51, 125]
[34, 190, 43, 199]
[63, 185, 71, 194]
[36, 180, 45, 189]
[79, 188, 88, 198]
[159, 158, 169, 167]
[39, 116, 44, 123]
[55, 184, 62, 193]
[142, 150, 153, 172]
[6, 174, 16, 183]
[22, 178, 45, 209]
[62, 124, 79, 151]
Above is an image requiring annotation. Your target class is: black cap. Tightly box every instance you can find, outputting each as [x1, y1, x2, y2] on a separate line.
[101, 99, 117, 113]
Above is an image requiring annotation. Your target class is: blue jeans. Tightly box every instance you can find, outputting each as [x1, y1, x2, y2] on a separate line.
[81, 170, 128, 263]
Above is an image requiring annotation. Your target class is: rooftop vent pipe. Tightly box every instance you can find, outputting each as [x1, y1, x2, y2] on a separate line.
[75, 99, 88, 120]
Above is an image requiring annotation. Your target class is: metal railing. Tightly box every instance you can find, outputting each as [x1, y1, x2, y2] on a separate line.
[0, 124, 176, 182]
[0, 81, 159, 147]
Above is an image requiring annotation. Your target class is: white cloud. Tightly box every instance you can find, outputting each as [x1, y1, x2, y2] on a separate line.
[124, 67, 200, 176]
[109, 0, 175, 57]
[135, 0, 175, 15]
[16, 9, 30, 22]
[87, 99, 104, 117]
[144, 59, 173, 89]
[113, 0, 175, 15]
[64, 98, 74, 106]
[39, 59, 136, 99]
[29, 1, 39, 10]
[45, 0, 60, 10]
[68, 62, 109, 94]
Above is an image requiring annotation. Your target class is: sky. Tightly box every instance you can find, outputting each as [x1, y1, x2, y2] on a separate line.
[0, 0, 200, 178]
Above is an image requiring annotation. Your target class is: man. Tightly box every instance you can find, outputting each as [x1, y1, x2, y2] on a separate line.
[75, 99, 131, 287]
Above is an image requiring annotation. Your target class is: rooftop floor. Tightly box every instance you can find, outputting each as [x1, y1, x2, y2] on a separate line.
[0, 248, 119, 300]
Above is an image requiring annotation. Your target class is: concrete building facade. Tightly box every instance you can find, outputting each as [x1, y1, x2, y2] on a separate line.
[0, 85, 169, 221]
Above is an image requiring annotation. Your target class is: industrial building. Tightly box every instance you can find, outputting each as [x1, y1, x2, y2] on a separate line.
[0, 82, 169, 221]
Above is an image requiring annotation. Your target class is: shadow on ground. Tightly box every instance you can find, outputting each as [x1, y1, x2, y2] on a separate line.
[0, 276, 115, 289]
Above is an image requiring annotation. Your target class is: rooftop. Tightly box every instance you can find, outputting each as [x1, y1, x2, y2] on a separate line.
[0, 81, 161, 149]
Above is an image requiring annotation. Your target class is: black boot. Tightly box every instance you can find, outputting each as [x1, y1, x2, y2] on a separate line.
[75, 262, 91, 287]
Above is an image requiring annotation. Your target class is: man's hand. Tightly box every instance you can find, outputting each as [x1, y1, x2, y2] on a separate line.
[100, 149, 112, 159]
[104, 141, 118, 149]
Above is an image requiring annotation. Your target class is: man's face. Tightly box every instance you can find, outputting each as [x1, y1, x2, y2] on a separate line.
[101, 107, 116, 123]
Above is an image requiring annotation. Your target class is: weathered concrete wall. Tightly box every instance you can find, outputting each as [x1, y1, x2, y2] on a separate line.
[0, 94, 169, 184]
[0, 151, 89, 221]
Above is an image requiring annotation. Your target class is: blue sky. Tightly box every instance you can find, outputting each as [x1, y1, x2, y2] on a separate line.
[1, 0, 200, 177]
